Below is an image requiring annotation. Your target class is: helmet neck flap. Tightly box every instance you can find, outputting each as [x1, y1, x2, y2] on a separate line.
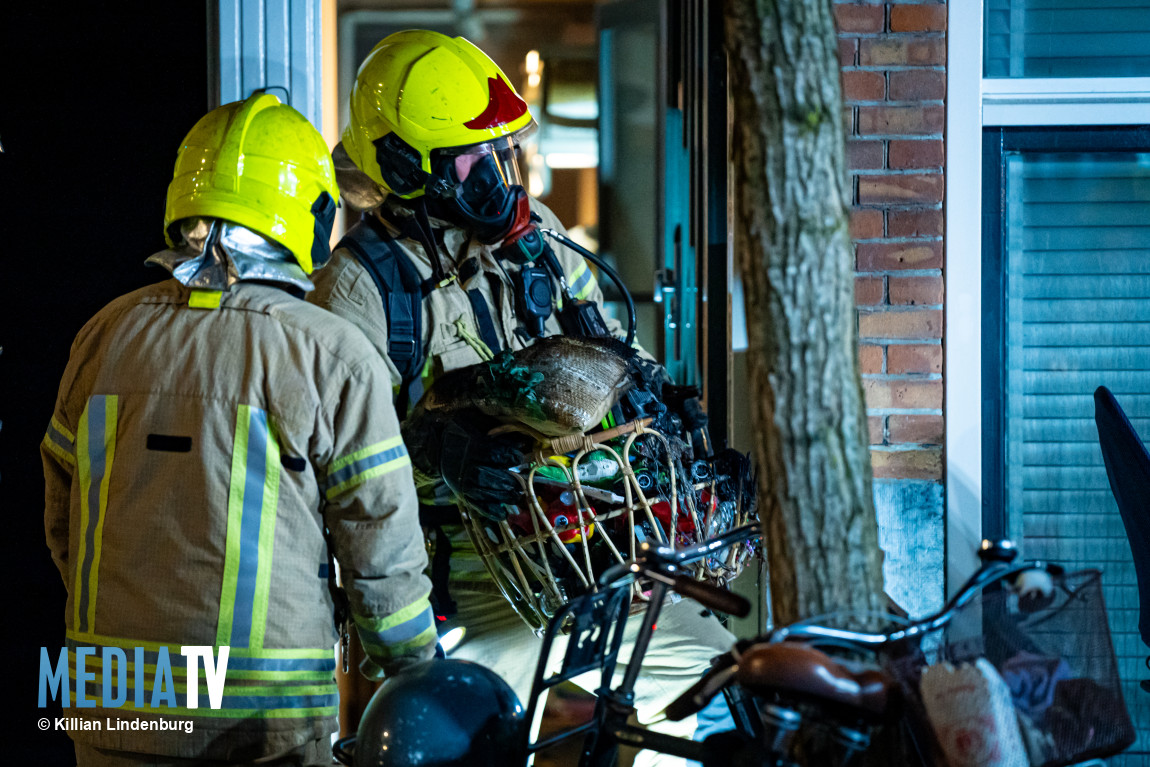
[148, 218, 315, 294]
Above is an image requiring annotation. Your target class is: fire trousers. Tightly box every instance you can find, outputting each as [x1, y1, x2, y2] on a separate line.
[442, 575, 737, 767]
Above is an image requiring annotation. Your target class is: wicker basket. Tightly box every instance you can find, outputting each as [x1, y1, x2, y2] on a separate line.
[460, 422, 758, 633]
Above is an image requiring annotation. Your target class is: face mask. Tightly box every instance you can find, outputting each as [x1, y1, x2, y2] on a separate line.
[426, 138, 526, 243]
[452, 148, 521, 213]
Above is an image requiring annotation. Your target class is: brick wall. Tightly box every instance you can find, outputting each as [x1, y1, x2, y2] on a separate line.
[837, 0, 947, 615]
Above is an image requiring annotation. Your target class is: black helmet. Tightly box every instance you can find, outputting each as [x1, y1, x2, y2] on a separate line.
[353, 660, 527, 767]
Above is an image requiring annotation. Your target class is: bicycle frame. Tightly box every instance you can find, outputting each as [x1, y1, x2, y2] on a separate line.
[335, 533, 1129, 767]
[524, 524, 760, 767]
[660, 540, 1132, 767]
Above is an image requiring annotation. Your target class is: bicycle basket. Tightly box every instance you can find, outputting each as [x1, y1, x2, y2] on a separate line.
[888, 569, 1134, 767]
[460, 421, 759, 633]
[418, 336, 760, 633]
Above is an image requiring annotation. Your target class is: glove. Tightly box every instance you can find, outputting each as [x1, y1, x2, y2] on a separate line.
[437, 420, 525, 521]
[662, 383, 709, 432]
[402, 409, 525, 521]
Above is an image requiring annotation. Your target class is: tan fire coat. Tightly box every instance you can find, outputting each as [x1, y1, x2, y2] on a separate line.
[41, 279, 435, 759]
[308, 199, 626, 398]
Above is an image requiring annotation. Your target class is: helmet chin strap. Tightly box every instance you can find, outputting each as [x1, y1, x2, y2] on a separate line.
[409, 197, 454, 286]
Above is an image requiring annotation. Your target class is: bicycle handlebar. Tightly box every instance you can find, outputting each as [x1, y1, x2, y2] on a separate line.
[596, 523, 761, 587]
[670, 575, 752, 618]
[594, 523, 760, 617]
[664, 538, 1064, 722]
[771, 555, 1063, 647]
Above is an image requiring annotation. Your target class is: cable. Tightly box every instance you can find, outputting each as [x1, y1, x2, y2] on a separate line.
[538, 227, 637, 348]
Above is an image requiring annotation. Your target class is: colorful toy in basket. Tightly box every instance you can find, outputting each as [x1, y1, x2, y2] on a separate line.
[404, 336, 759, 632]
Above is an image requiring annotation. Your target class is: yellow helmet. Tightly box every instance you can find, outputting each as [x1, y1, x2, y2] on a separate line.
[164, 94, 339, 274]
[342, 29, 535, 200]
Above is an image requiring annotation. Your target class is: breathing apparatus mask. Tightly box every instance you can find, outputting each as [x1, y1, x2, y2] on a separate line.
[425, 137, 527, 243]
[418, 134, 607, 340]
[378, 128, 628, 344]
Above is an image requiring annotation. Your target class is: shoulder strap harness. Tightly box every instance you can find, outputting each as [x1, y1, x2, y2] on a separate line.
[337, 214, 427, 412]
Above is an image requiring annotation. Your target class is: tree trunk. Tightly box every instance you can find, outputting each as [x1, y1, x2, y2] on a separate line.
[724, 0, 885, 626]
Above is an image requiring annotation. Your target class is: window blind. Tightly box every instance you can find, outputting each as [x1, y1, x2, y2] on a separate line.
[986, 0, 1150, 78]
[1003, 151, 1150, 757]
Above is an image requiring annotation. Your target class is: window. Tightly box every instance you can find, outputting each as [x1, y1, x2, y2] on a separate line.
[983, 126, 1150, 765]
[986, 0, 1150, 79]
[951, 4, 1150, 761]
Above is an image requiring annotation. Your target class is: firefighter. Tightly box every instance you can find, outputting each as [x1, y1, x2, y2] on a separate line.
[310, 31, 736, 763]
[42, 94, 436, 766]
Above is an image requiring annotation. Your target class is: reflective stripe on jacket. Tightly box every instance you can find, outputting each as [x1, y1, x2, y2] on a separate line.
[41, 280, 434, 759]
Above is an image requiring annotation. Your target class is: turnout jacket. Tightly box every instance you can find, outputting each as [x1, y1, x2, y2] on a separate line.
[309, 198, 632, 594]
[41, 279, 435, 759]
[309, 198, 624, 399]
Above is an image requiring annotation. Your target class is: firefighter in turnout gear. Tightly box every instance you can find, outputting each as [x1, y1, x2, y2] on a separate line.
[41, 94, 436, 766]
[308, 31, 738, 764]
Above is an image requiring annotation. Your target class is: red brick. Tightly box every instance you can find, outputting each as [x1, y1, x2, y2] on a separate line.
[890, 5, 948, 33]
[842, 70, 885, 102]
[888, 139, 944, 169]
[839, 38, 858, 67]
[858, 309, 943, 339]
[858, 174, 944, 204]
[856, 276, 884, 305]
[888, 344, 943, 374]
[868, 415, 886, 445]
[889, 275, 943, 306]
[859, 343, 884, 374]
[857, 240, 943, 270]
[848, 140, 884, 170]
[888, 415, 945, 444]
[871, 448, 943, 480]
[863, 379, 942, 409]
[834, 4, 884, 34]
[888, 208, 943, 237]
[858, 105, 944, 135]
[860, 37, 945, 67]
[888, 70, 945, 101]
[843, 106, 856, 135]
[850, 208, 884, 240]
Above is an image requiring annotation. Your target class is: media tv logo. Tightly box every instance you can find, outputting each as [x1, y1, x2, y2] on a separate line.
[39, 646, 230, 709]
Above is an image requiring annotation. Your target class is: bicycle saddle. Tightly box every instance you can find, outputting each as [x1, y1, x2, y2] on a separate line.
[737, 642, 890, 716]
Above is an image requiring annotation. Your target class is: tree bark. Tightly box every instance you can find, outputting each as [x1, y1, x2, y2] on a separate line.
[724, 0, 885, 625]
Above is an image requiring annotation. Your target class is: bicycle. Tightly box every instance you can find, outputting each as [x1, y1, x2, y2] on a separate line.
[337, 529, 1135, 767]
[657, 539, 1136, 767]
